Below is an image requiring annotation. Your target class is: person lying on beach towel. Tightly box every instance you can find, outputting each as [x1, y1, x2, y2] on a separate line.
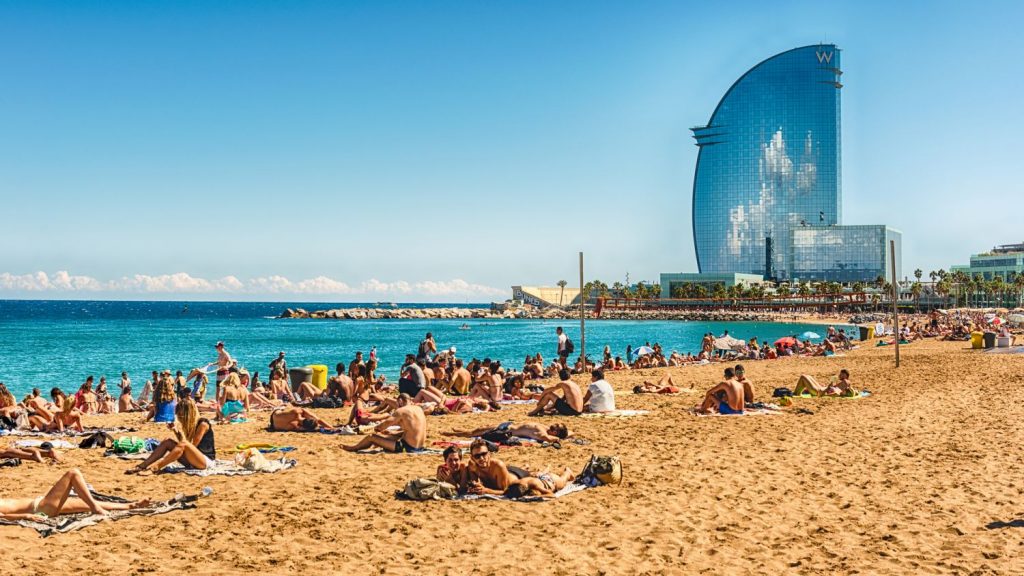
[0, 443, 61, 463]
[528, 369, 584, 417]
[792, 369, 859, 397]
[125, 398, 215, 476]
[634, 372, 683, 394]
[342, 394, 427, 453]
[267, 406, 338, 432]
[0, 468, 152, 520]
[503, 466, 576, 499]
[697, 367, 745, 415]
[444, 421, 570, 444]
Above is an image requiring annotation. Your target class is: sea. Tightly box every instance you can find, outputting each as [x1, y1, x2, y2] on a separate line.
[0, 300, 850, 398]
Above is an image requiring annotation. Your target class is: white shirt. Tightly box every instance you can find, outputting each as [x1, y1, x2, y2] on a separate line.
[557, 333, 568, 353]
[587, 379, 616, 413]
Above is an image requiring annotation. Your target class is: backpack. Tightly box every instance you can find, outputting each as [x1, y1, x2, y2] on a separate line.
[564, 338, 575, 354]
[772, 387, 793, 398]
[399, 478, 458, 501]
[111, 436, 147, 454]
[580, 454, 622, 485]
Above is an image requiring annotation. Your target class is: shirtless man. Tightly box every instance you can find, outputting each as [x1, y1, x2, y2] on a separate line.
[734, 364, 754, 403]
[348, 352, 365, 382]
[449, 359, 472, 395]
[445, 421, 571, 443]
[267, 406, 335, 432]
[504, 467, 576, 499]
[793, 369, 857, 397]
[463, 439, 517, 495]
[697, 367, 745, 415]
[214, 341, 234, 393]
[342, 394, 427, 453]
[327, 363, 354, 400]
[528, 369, 584, 416]
[634, 372, 681, 394]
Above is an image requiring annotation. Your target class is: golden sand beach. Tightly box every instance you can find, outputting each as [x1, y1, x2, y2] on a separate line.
[2, 338, 1022, 575]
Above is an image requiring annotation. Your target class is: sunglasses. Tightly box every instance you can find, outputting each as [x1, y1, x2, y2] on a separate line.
[471, 452, 489, 460]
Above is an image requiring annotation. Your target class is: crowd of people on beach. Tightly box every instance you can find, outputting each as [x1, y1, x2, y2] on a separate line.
[2, 312, 1020, 515]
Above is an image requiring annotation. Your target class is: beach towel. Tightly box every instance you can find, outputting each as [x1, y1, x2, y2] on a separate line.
[103, 450, 151, 460]
[13, 439, 77, 449]
[497, 399, 538, 405]
[161, 457, 297, 476]
[235, 443, 296, 453]
[579, 410, 649, 418]
[791, 391, 872, 400]
[356, 447, 445, 455]
[0, 427, 138, 439]
[691, 406, 782, 417]
[267, 425, 362, 435]
[0, 491, 198, 538]
[457, 482, 592, 502]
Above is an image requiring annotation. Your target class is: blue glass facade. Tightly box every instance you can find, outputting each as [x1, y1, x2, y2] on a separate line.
[790, 225, 902, 283]
[692, 45, 843, 280]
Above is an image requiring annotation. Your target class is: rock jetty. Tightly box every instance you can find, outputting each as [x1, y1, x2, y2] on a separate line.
[277, 307, 776, 322]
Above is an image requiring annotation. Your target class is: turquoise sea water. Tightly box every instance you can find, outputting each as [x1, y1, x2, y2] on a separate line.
[0, 300, 849, 398]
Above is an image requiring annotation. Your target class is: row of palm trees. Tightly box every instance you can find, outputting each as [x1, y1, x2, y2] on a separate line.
[554, 268, 1024, 310]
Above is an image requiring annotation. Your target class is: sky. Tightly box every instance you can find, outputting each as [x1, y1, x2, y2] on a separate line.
[1, 0, 1021, 301]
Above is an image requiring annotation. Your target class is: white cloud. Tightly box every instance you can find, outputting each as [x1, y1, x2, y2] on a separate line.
[0, 271, 505, 300]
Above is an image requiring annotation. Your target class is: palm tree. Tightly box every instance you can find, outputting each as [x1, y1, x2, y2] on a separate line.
[693, 285, 708, 299]
[911, 281, 922, 313]
[712, 283, 727, 301]
[914, 269, 923, 284]
[556, 280, 567, 307]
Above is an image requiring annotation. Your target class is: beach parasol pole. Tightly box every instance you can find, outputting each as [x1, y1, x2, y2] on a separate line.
[579, 252, 586, 365]
[890, 240, 900, 368]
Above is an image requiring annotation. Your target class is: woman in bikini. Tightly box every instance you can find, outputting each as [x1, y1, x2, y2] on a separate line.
[0, 468, 152, 519]
[127, 398, 215, 475]
[45, 397, 84, 433]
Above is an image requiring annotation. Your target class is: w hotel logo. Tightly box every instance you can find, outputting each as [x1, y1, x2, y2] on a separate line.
[816, 50, 834, 64]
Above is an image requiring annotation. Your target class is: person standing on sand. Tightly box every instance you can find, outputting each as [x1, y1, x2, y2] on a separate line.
[214, 341, 234, 393]
[556, 327, 569, 363]
[342, 394, 426, 453]
[269, 352, 287, 379]
[418, 332, 437, 361]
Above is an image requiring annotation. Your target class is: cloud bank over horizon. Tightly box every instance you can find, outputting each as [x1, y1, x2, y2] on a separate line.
[0, 271, 507, 301]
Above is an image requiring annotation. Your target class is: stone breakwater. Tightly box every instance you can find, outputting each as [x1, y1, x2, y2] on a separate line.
[278, 307, 775, 322]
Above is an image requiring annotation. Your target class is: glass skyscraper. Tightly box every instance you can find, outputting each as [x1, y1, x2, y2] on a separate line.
[690, 44, 900, 283]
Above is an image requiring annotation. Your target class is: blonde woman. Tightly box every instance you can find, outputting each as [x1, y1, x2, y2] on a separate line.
[127, 398, 215, 475]
[0, 383, 18, 418]
[45, 397, 84, 433]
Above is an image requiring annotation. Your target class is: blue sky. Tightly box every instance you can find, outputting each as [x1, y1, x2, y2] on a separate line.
[1, 0, 1021, 301]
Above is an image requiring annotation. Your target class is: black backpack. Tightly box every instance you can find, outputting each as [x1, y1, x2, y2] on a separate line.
[564, 338, 575, 354]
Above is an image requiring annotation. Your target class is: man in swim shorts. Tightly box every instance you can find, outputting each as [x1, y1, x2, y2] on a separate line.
[528, 369, 584, 417]
[697, 367, 745, 415]
[268, 406, 335, 432]
[793, 369, 856, 397]
[342, 394, 427, 453]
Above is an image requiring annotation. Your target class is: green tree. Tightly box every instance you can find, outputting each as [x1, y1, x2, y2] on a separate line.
[911, 281, 922, 313]
[914, 269, 923, 284]
[712, 283, 727, 300]
[692, 285, 708, 299]
[556, 279, 567, 306]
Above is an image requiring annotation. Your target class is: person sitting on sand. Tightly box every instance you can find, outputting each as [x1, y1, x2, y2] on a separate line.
[46, 397, 84, 433]
[217, 369, 249, 421]
[436, 446, 465, 485]
[345, 395, 391, 427]
[293, 379, 323, 404]
[448, 358, 472, 395]
[95, 378, 116, 414]
[445, 421, 571, 443]
[268, 370, 295, 403]
[697, 367, 744, 415]
[504, 467, 576, 499]
[633, 372, 681, 394]
[267, 406, 336, 432]
[583, 369, 616, 413]
[734, 364, 754, 403]
[127, 398, 215, 475]
[145, 371, 177, 423]
[528, 369, 584, 417]
[75, 377, 98, 414]
[0, 468, 152, 519]
[118, 384, 142, 413]
[792, 369, 857, 397]
[0, 443, 62, 463]
[327, 363, 354, 401]
[463, 439, 517, 495]
[342, 394, 426, 453]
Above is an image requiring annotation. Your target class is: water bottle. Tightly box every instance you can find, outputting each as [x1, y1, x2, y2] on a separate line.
[201, 486, 214, 498]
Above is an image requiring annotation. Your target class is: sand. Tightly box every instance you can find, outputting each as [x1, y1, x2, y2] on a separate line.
[2, 338, 1023, 575]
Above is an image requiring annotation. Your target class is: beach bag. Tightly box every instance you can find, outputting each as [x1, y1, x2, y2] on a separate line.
[235, 447, 272, 471]
[401, 478, 457, 501]
[772, 387, 793, 398]
[111, 436, 147, 454]
[79, 431, 115, 449]
[581, 455, 622, 485]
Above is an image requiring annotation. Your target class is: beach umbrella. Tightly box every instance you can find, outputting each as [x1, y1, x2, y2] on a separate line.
[990, 317, 1005, 326]
[634, 346, 655, 356]
[800, 331, 821, 340]
[1008, 314, 1024, 324]
[774, 336, 797, 348]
